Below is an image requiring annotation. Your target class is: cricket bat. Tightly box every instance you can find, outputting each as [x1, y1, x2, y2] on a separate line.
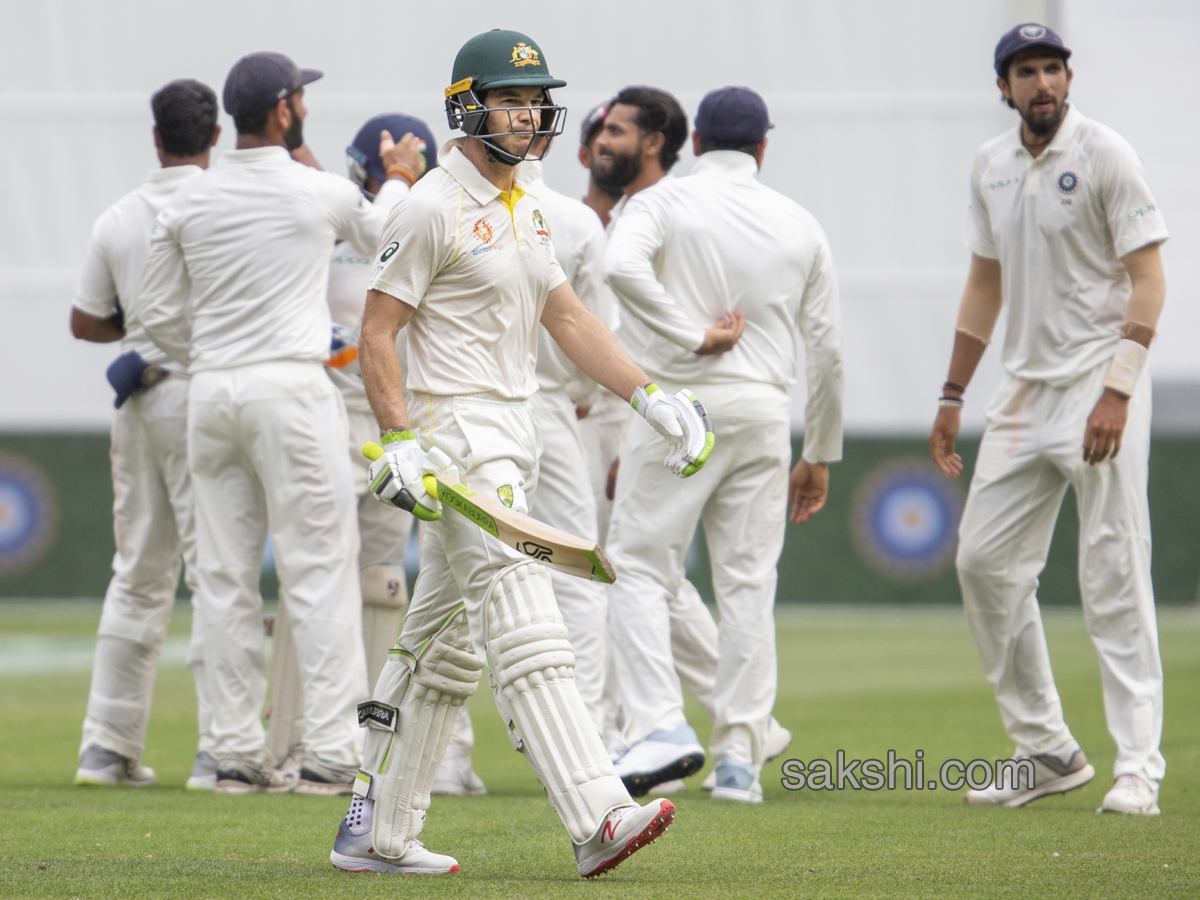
[364, 442, 616, 584]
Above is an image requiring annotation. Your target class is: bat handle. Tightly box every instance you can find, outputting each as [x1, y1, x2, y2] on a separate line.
[362, 441, 439, 497]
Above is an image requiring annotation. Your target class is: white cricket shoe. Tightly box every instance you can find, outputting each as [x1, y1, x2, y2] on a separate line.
[1098, 774, 1160, 815]
[186, 750, 217, 792]
[75, 744, 155, 788]
[215, 756, 296, 794]
[702, 719, 792, 792]
[964, 745, 1094, 807]
[431, 754, 487, 796]
[614, 724, 705, 797]
[654, 779, 686, 794]
[330, 796, 460, 874]
[710, 759, 763, 804]
[574, 798, 675, 878]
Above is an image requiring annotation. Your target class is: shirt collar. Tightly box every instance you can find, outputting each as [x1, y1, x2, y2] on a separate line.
[441, 146, 502, 206]
[218, 146, 294, 166]
[1010, 103, 1082, 159]
[144, 164, 203, 186]
[691, 150, 760, 179]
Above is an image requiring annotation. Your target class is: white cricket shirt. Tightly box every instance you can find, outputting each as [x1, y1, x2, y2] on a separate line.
[73, 165, 204, 369]
[605, 150, 843, 462]
[519, 162, 619, 408]
[140, 146, 387, 372]
[965, 104, 1169, 385]
[325, 179, 409, 413]
[367, 146, 566, 400]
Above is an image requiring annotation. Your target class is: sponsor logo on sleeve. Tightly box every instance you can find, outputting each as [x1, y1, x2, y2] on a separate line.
[380, 241, 399, 262]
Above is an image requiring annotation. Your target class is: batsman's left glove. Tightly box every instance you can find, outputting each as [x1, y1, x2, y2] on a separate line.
[364, 431, 451, 521]
[631, 383, 715, 477]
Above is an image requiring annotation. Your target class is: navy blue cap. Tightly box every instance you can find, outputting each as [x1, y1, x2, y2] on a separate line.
[694, 87, 773, 146]
[346, 114, 439, 186]
[223, 51, 323, 117]
[580, 99, 614, 147]
[994, 23, 1072, 77]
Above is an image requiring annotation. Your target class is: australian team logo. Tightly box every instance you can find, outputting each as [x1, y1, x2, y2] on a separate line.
[511, 42, 541, 67]
[531, 209, 549, 237]
[1057, 171, 1079, 194]
[497, 484, 514, 508]
[1019, 24, 1047, 40]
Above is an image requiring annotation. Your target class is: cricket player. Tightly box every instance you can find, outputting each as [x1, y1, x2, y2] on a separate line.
[604, 87, 844, 802]
[585, 88, 794, 785]
[139, 52, 407, 794]
[329, 30, 711, 877]
[70, 80, 220, 791]
[931, 24, 1168, 815]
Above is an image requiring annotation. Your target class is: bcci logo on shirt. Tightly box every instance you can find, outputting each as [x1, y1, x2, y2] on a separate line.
[1057, 171, 1079, 194]
[511, 43, 541, 68]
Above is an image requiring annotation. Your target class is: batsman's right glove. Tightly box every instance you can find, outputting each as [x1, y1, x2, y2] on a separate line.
[365, 430, 449, 521]
[631, 383, 715, 477]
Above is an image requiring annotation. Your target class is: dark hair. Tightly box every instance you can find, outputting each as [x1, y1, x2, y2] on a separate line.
[151, 79, 219, 157]
[697, 138, 761, 156]
[612, 86, 687, 171]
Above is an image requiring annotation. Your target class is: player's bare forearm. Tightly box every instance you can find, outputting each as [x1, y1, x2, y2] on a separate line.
[70, 307, 124, 343]
[360, 289, 415, 432]
[1120, 242, 1166, 346]
[542, 281, 647, 402]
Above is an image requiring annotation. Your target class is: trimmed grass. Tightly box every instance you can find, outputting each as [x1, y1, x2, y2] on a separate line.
[1, 602, 1197, 899]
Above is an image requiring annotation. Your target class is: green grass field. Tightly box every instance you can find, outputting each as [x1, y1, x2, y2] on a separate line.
[1, 601, 1197, 899]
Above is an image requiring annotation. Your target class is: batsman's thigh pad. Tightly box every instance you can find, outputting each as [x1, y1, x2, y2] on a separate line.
[484, 560, 629, 843]
[356, 605, 482, 859]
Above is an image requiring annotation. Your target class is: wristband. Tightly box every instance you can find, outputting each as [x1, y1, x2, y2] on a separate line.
[386, 165, 416, 186]
[938, 397, 964, 408]
[630, 382, 659, 414]
[380, 428, 416, 446]
[943, 381, 966, 395]
[1103, 339, 1148, 398]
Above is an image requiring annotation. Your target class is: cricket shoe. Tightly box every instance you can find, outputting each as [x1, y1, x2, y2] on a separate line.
[702, 719, 792, 792]
[710, 759, 763, 804]
[215, 756, 296, 794]
[75, 744, 155, 788]
[654, 779, 686, 794]
[964, 744, 1094, 807]
[185, 750, 217, 792]
[431, 753, 487, 796]
[330, 796, 459, 874]
[574, 798, 675, 878]
[614, 724, 705, 797]
[1098, 774, 1160, 816]
[295, 753, 357, 796]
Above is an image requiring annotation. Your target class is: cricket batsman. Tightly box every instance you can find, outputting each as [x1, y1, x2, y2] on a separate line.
[931, 24, 1168, 814]
[329, 29, 712, 877]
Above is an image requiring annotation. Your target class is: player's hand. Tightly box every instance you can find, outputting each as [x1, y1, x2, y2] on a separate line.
[789, 460, 829, 525]
[365, 432, 442, 520]
[696, 311, 745, 355]
[930, 406, 964, 477]
[380, 130, 427, 182]
[632, 384, 715, 477]
[1083, 388, 1129, 465]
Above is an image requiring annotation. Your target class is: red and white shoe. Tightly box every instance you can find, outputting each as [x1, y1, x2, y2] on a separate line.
[573, 798, 675, 878]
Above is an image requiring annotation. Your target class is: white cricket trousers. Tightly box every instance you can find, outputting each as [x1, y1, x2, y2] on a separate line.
[606, 412, 791, 768]
[531, 396, 609, 731]
[188, 361, 368, 766]
[957, 364, 1165, 782]
[81, 376, 212, 762]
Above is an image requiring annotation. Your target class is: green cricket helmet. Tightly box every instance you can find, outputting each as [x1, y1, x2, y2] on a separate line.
[445, 29, 568, 166]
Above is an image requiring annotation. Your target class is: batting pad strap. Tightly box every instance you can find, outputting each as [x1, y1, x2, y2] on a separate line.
[353, 770, 376, 800]
[357, 700, 400, 732]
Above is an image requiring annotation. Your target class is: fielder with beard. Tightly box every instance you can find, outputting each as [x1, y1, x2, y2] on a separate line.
[930, 24, 1169, 815]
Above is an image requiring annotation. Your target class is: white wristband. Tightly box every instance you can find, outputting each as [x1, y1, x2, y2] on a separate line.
[1103, 338, 1148, 398]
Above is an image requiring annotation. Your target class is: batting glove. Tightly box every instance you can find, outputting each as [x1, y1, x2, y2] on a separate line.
[631, 383, 715, 477]
[366, 430, 444, 520]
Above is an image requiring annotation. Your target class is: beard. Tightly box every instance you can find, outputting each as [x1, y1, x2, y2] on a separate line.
[591, 148, 641, 195]
[284, 98, 305, 151]
[1021, 90, 1069, 137]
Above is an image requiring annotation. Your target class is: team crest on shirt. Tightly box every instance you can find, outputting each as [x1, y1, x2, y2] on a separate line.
[531, 209, 552, 248]
[497, 484, 514, 508]
[511, 43, 541, 68]
[1057, 170, 1079, 194]
[1020, 24, 1047, 40]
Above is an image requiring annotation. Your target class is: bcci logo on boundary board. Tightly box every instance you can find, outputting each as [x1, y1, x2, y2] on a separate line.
[0, 454, 59, 576]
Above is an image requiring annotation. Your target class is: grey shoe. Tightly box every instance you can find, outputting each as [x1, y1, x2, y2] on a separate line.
[710, 759, 763, 803]
[75, 744, 155, 788]
[186, 750, 217, 792]
[431, 754, 487, 796]
[965, 745, 1094, 807]
[295, 753, 357, 796]
[215, 756, 295, 794]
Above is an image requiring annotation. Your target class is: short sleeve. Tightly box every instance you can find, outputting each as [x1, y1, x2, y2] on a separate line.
[73, 219, 119, 319]
[366, 192, 455, 308]
[1094, 137, 1169, 258]
[963, 156, 999, 260]
[319, 172, 387, 257]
